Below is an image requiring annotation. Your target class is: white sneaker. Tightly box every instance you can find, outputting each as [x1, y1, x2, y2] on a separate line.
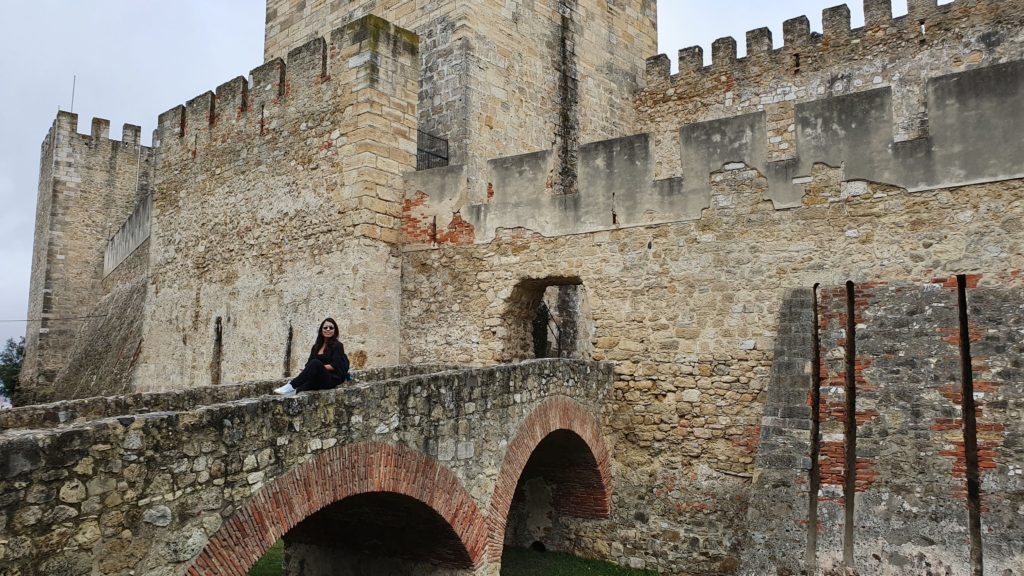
[274, 383, 295, 395]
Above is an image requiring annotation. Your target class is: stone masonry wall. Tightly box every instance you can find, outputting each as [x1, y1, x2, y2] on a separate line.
[961, 284, 1024, 576]
[266, 0, 657, 199]
[639, 0, 1024, 182]
[103, 193, 151, 276]
[741, 279, 1024, 575]
[405, 56, 1024, 247]
[20, 113, 153, 404]
[0, 360, 613, 575]
[400, 162, 1024, 572]
[266, 0, 468, 164]
[135, 15, 419, 391]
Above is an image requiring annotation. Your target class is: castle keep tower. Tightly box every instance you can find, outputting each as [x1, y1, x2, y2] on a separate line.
[133, 17, 421, 390]
[19, 114, 153, 403]
[265, 0, 658, 196]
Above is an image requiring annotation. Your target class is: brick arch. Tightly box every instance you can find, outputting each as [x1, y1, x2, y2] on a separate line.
[486, 395, 612, 560]
[186, 442, 488, 575]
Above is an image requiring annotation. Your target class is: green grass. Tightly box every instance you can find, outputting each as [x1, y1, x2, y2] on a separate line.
[499, 547, 656, 576]
[247, 540, 283, 576]
[247, 541, 656, 576]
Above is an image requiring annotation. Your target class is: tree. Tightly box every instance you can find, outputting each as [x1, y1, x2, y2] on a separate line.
[0, 336, 25, 398]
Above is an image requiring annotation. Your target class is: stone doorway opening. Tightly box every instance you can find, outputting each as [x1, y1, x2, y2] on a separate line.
[505, 277, 594, 362]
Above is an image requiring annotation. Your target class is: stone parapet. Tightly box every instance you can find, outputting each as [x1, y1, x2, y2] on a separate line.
[0, 364, 456, 433]
[0, 360, 613, 575]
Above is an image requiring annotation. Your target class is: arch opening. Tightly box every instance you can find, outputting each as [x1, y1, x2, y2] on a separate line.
[505, 277, 594, 362]
[188, 443, 487, 576]
[279, 491, 474, 575]
[503, 429, 608, 554]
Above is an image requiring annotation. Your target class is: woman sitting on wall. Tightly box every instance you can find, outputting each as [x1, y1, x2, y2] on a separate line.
[274, 317, 350, 396]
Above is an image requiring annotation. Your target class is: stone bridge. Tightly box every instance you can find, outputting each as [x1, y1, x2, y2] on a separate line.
[0, 360, 614, 576]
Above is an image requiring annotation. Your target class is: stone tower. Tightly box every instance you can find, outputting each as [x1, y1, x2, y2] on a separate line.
[265, 0, 659, 196]
[19, 113, 153, 403]
[131, 16, 421, 390]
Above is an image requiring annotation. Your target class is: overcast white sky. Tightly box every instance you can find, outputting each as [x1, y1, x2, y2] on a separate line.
[0, 1, 917, 346]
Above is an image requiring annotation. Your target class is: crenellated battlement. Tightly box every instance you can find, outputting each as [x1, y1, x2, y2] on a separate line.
[42, 110, 146, 153]
[638, 0, 1024, 181]
[644, 0, 1021, 88]
[154, 15, 418, 151]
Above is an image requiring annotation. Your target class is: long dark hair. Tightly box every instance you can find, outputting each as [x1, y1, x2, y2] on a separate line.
[311, 317, 344, 355]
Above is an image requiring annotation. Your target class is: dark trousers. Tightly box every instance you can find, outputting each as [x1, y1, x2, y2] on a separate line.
[291, 359, 340, 392]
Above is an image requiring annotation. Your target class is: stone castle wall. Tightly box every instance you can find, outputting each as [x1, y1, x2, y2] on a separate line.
[133, 15, 419, 392]
[405, 0, 1024, 247]
[12, 0, 1024, 574]
[639, 0, 1024, 181]
[265, 0, 657, 198]
[400, 163, 1024, 571]
[19, 114, 154, 404]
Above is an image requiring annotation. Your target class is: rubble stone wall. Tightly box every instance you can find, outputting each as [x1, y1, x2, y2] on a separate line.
[0, 360, 613, 576]
[401, 162, 1024, 572]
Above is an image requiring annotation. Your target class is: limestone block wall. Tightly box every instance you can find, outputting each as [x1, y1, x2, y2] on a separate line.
[400, 161, 1024, 572]
[136, 15, 419, 391]
[404, 54, 1024, 246]
[266, 0, 468, 163]
[20, 113, 153, 404]
[266, 0, 657, 199]
[639, 0, 1024, 181]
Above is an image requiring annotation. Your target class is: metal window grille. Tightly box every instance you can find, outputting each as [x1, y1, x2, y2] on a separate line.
[417, 130, 449, 170]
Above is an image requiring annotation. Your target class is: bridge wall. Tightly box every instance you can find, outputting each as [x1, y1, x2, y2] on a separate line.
[0, 360, 613, 576]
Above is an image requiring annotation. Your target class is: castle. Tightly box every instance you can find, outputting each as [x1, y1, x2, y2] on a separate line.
[15, 0, 1024, 573]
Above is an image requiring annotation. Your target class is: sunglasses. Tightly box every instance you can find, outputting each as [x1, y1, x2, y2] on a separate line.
[322, 325, 336, 331]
